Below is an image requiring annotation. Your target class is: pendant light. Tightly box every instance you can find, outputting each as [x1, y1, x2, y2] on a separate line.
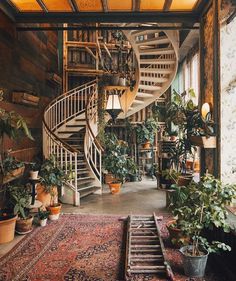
[105, 89, 123, 122]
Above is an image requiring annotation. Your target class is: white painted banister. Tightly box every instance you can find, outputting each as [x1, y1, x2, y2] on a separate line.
[43, 80, 101, 206]
[85, 82, 103, 185]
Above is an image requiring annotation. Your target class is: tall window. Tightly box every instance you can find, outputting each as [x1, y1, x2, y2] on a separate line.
[182, 52, 199, 104]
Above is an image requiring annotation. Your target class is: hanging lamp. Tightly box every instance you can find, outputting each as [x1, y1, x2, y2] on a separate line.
[105, 89, 123, 122]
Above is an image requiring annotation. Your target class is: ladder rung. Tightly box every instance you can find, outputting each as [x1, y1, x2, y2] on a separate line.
[131, 245, 160, 248]
[131, 249, 161, 253]
[129, 269, 166, 274]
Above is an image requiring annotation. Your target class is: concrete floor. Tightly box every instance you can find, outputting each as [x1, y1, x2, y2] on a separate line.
[62, 178, 167, 215]
[0, 177, 168, 258]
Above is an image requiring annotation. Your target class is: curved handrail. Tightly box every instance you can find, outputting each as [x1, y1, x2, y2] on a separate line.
[122, 25, 179, 117]
[42, 80, 99, 206]
[84, 82, 103, 184]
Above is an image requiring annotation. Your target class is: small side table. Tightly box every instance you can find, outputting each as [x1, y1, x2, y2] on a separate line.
[28, 178, 40, 206]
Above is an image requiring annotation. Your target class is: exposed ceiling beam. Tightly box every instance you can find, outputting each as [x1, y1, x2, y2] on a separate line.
[133, 0, 140, 12]
[16, 25, 199, 32]
[163, 0, 173, 11]
[14, 12, 200, 24]
[101, 0, 108, 12]
[36, 0, 48, 12]
[1, 0, 16, 21]
[68, 0, 78, 12]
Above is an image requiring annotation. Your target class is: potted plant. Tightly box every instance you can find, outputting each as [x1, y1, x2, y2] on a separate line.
[0, 209, 17, 244]
[127, 158, 139, 182]
[136, 118, 159, 149]
[103, 152, 128, 194]
[29, 161, 40, 180]
[9, 184, 33, 234]
[39, 155, 66, 220]
[0, 154, 25, 184]
[187, 105, 216, 148]
[38, 207, 50, 227]
[174, 174, 236, 278]
[103, 133, 129, 194]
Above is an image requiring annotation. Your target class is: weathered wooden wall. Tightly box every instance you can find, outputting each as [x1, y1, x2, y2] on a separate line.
[0, 10, 61, 161]
[200, 0, 220, 177]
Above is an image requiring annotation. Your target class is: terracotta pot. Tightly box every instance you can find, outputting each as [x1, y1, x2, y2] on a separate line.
[108, 182, 122, 194]
[166, 220, 189, 248]
[177, 175, 193, 187]
[143, 141, 151, 149]
[47, 204, 61, 220]
[0, 214, 17, 244]
[15, 216, 33, 234]
[36, 184, 58, 207]
[104, 173, 117, 184]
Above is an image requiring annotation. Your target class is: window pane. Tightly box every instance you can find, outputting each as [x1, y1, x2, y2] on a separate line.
[107, 0, 132, 11]
[75, 0, 103, 12]
[10, 0, 43, 12]
[42, 0, 72, 12]
[170, 0, 197, 11]
[140, 0, 165, 11]
[191, 53, 199, 104]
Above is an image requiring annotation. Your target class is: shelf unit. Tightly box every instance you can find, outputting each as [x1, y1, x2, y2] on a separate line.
[137, 144, 157, 178]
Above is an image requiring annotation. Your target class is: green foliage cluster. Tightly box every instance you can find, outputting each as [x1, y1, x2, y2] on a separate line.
[39, 155, 67, 205]
[103, 133, 137, 182]
[0, 108, 34, 141]
[171, 174, 236, 256]
[2, 154, 24, 174]
[38, 208, 50, 220]
[9, 185, 31, 219]
[136, 117, 159, 144]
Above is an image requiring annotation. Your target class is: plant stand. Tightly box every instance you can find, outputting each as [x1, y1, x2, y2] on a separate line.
[125, 213, 174, 281]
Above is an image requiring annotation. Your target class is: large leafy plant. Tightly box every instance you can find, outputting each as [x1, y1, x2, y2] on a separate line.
[39, 155, 67, 206]
[0, 93, 34, 174]
[103, 133, 131, 182]
[136, 117, 159, 144]
[9, 185, 31, 219]
[2, 154, 24, 174]
[173, 174, 236, 256]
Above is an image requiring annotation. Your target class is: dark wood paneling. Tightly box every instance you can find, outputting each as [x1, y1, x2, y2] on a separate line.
[0, 11, 61, 161]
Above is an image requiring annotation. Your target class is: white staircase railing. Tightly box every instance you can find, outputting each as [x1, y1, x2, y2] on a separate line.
[85, 83, 103, 186]
[43, 80, 101, 206]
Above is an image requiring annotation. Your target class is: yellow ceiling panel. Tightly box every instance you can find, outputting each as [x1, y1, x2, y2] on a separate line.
[140, 0, 165, 11]
[107, 0, 133, 11]
[170, 0, 198, 11]
[42, 0, 72, 12]
[75, 0, 103, 11]
[10, 0, 43, 12]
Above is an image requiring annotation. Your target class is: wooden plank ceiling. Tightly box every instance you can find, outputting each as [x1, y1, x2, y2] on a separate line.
[8, 0, 203, 13]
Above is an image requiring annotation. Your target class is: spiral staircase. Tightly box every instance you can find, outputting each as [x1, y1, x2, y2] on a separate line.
[43, 25, 179, 206]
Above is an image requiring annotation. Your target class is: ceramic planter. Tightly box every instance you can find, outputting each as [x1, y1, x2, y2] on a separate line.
[47, 204, 62, 220]
[29, 170, 39, 180]
[180, 245, 209, 278]
[0, 214, 17, 244]
[39, 218, 47, 227]
[15, 215, 33, 234]
[108, 182, 122, 194]
[146, 151, 152, 159]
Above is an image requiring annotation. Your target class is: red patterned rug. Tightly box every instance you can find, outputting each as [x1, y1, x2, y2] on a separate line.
[0, 214, 224, 281]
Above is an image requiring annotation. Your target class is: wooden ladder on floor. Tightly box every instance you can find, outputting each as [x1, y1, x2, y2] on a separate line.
[125, 213, 175, 281]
